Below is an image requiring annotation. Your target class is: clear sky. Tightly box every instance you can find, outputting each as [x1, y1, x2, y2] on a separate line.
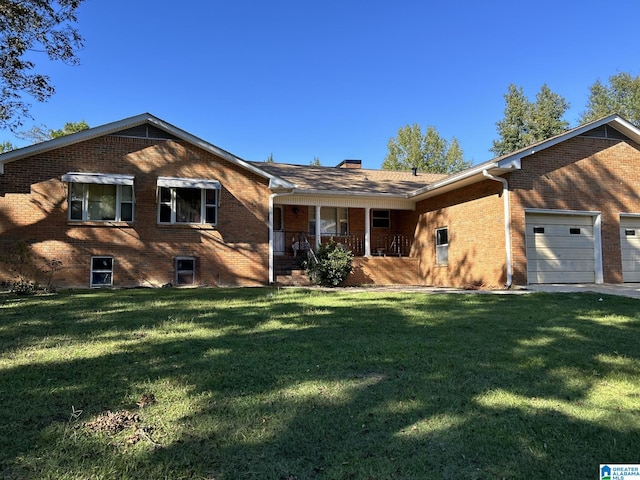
[4, 0, 640, 169]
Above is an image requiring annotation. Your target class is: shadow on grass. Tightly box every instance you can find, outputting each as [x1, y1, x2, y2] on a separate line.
[1, 288, 639, 479]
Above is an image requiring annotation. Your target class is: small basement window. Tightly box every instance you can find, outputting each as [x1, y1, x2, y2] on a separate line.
[625, 229, 636, 236]
[569, 228, 581, 235]
[533, 227, 545, 234]
[175, 257, 195, 285]
[91, 256, 113, 287]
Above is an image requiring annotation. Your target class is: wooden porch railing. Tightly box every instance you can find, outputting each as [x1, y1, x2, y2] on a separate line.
[275, 231, 413, 257]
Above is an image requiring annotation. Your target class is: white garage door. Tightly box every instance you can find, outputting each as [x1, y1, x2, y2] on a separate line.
[620, 216, 640, 282]
[526, 213, 596, 284]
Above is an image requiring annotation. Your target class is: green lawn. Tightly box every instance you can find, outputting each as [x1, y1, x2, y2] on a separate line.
[1, 287, 639, 479]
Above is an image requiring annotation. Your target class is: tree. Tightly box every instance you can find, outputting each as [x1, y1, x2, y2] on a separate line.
[310, 156, 321, 166]
[0, 140, 15, 152]
[265, 153, 274, 162]
[17, 120, 89, 144]
[491, 83, 569, 157]
[580, 72, 640, 126]
[0, 1, 85, 131]
[382, 124, 471, 174]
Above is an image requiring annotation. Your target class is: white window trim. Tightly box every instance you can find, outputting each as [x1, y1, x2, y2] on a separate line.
[67, 182, 134, 222]
[90, 256, 114, 287]
[435, 227, 449, 266]
[175, 256, 196, 285]
[372, 209, 391, 228]
[157, 178, 220, 225]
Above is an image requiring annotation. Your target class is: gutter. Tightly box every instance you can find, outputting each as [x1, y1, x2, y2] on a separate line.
[482, 170, 513, 288]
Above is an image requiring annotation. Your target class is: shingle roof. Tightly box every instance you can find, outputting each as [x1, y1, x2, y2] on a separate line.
[249, 162, 447, 196]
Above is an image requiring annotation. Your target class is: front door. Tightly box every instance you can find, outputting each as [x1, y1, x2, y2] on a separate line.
[274, 206, 285, 256]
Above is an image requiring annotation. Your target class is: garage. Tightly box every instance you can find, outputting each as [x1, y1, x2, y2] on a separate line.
[620, 215, 640, 282]
[525, 213, 599, 284]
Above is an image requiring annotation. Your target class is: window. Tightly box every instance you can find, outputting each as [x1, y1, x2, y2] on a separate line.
[175, 257, 195, 285]
[62, 173, 134, 222]
[157, 177, 220, 225]
[435, 227, 448, 265]
[91, 256, 113, 287]
[372, 210, 390, 228]
[309, 207, 348, 235]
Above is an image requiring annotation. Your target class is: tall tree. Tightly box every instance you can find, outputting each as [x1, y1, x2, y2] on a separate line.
[310, 156, 321, 166]
[580, 72, 640, 126]
[491, 83, 569, 157]
[382, 124, 470, 174]
[0, 1, 85, 131]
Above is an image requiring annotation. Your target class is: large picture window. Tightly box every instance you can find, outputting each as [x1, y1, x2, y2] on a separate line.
[157, 177, 220, 225]
[309, 207, 348, 235]
[62, 173, 134, 222]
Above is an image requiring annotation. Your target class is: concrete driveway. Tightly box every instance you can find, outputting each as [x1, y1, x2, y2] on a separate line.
[520, 283, 640, 299]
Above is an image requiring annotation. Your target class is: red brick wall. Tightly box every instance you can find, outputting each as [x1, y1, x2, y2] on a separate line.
[508, 136, 640, 284]
[411, 179, 507, 288]
[0, 135, 270, 288]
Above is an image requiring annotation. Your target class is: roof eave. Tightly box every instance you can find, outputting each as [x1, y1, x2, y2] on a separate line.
[0, 113, 290, 186]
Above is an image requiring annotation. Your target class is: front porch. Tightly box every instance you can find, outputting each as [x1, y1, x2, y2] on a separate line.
[276, 231, 414, 258]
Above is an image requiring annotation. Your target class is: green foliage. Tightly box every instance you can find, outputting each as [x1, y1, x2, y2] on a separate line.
[580, 72, 640, 126]
[0, 140, 15, 153]
[491, 83, 570, 156]
[0, 0, 85, 131]
[49, 120, 90, 138]
[265, 152, 275, 162]
[310, 156, 321, 166]
[382, 123, 471, 174]
[17, 120, 90, 144]
[304, 238, 354, 286]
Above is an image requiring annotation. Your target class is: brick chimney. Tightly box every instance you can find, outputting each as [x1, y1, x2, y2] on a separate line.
[336, 159, 362, 169]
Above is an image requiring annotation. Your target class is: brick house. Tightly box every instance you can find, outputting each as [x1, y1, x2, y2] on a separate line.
[1, 113, 639, 289]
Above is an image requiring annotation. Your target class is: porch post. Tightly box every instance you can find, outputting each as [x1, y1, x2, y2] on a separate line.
[315, 205, 321, 249]
[364, 207, 371, 257]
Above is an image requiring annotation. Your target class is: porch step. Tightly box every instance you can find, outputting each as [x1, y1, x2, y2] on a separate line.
[275, 269, 312, 286]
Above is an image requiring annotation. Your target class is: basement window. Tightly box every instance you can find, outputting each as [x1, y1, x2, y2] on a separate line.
[570, 228, 581, 235]
[533, 227, 545, 234]
[625, 229, 636, 236]
[91, 256, 114, 287]
[435, 227, 448, 265]
[175, 257, 196, 285]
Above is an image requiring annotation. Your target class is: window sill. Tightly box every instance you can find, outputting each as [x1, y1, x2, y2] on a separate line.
[157, 223, 217, 230]
[67, 221, 134, 228]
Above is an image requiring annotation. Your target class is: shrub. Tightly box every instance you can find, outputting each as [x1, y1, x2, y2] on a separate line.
[304, 239, 353, 287]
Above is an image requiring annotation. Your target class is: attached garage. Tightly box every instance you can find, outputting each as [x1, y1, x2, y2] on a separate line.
[620, 215, 640, 282]
[525, 212, 602, 284]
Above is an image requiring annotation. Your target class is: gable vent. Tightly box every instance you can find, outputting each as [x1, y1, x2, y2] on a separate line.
[109, 124, 180, 141]
[579, 124, 628, 140]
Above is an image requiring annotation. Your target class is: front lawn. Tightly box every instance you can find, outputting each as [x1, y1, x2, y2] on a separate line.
[1, 288, 639, 479]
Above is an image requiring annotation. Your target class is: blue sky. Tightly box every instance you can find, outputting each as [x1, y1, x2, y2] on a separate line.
[4, 0, 640, 169]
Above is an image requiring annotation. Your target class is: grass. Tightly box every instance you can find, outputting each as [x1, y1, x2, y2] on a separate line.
[1, 287, 639, 479]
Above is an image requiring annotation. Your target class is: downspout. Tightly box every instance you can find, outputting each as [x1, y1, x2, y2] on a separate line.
[482, 170, 513, 288]
[269, 191, 294, 284]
